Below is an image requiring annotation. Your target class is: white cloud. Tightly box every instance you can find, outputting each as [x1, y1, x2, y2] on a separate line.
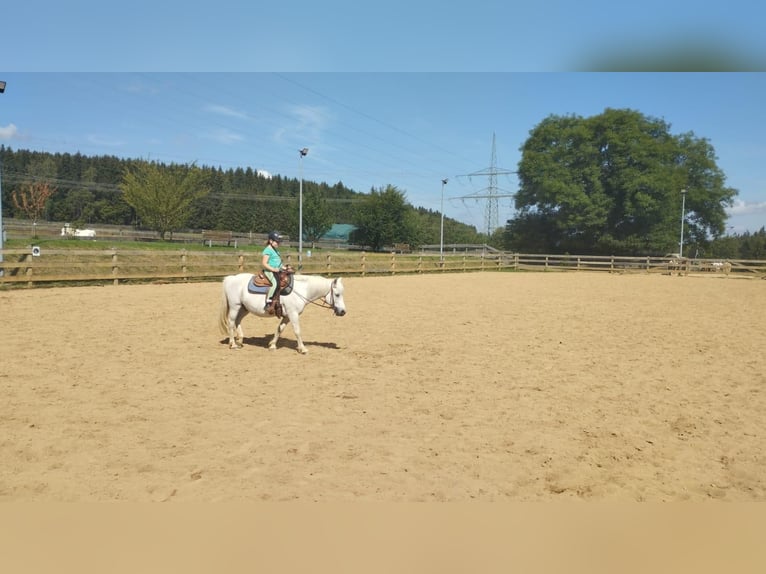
[204, 104, 250, 120]
[207, 128, 244, 144]
[0, 123, 18, 140]
[273, 104, 331, 146]
[86, 134, 126, 147]
[257, 169, 273, 179]
[726, 199, 766, 216]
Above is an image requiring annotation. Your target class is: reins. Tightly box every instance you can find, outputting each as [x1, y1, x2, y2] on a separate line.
[291, 279, 336, 311]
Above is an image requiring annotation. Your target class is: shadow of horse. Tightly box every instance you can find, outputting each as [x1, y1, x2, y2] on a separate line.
[219, 335, 340, 351]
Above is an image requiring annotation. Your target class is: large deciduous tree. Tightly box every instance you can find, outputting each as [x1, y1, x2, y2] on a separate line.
[506, 108, 737, 255]
[351, 185, 419, 251]
[121, 162, 209, 239]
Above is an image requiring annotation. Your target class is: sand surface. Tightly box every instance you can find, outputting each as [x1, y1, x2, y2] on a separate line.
[1, 272, 764, 501]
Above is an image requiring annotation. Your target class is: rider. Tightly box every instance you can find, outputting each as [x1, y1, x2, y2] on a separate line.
[262, 231, 287, 311]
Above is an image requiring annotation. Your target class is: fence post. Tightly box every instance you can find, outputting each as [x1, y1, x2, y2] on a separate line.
[326, 254, 332, 273]
[361, 252, 366, 277]
[391, 252, 396, 275]
[238, 254, 244, 272]
[181, 250, 188, 280]
[25, 253, 33, 288]
[610, 256, 614, 273]
[111, 248, 119, 285]
[545, 256, 549, 270]
[417, 256, 422, 274]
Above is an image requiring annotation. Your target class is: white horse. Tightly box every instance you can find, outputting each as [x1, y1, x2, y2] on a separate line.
[219, 272, 347, 353]
[61, 224, 96, 238]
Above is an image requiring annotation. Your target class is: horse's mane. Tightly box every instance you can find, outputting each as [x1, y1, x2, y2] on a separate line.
[293, 274, 330, 283]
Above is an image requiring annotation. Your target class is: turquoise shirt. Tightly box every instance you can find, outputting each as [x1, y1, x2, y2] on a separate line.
[263, 245, 282, 270]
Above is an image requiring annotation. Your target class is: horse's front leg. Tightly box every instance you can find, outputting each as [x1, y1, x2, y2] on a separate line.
[289, 312, 307, 355]
[268, 317, 289, 351]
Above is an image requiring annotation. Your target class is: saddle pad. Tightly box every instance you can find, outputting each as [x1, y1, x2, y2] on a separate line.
[247, 275, 269, 294]
[247, 273, 294, 295]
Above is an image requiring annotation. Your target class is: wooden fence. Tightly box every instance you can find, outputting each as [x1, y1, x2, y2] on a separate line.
[1, 247, 764, 287]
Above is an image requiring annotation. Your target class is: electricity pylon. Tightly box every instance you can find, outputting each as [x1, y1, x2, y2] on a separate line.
[453, 133, 516, 237]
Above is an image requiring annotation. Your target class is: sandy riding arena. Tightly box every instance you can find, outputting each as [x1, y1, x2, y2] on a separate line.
[1, 272, 764, 501]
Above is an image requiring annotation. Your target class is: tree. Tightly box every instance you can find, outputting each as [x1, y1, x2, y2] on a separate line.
[509, 108, 737, 255]
[298, 186, 333, 243]
[121, 162, 209, 239]
[351, 185, 417, 251]
[11, 181, 55, 236]
[740, 227, 766, 260]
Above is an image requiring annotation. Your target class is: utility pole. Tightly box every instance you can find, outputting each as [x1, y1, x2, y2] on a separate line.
[298, 147, 308, 269]
[0, 80, 6, 276]
[453, 133, 516, 238]
[439, 178, 448, 263]
[679, 188, 687, 257]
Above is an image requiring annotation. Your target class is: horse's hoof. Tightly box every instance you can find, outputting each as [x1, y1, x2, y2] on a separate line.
[298, 348, 308, 355]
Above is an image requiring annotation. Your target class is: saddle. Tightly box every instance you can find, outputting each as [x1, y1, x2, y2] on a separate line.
[248, 270, 295, 317]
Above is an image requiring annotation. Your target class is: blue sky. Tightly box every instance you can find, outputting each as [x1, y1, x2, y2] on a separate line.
[2, 1, 765, 72]
[1, 73, 764, 234]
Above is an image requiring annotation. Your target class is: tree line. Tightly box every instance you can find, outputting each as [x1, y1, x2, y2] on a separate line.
[2, 107, 763, 257]
[0, 146, 485, 250]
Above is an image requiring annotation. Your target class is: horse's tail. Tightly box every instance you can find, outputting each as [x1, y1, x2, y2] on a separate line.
[218, 277, 231, 335]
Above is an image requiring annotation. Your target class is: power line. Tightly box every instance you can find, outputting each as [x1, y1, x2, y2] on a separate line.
[1, 170, 365, 203]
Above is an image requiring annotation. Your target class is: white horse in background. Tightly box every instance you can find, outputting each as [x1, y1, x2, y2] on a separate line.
[219, 272, 347, 354]
[61, 224, 96, 238]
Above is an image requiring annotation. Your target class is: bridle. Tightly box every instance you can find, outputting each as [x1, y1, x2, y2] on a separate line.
[294, 280, 340, 312]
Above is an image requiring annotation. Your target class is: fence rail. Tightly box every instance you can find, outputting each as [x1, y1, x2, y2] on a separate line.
[1, 246, 764, 287]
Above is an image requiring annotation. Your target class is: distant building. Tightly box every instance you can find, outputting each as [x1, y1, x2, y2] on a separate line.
[321, 224, 357, 242]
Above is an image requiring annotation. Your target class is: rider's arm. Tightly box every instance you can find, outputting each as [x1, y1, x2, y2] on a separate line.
[262, 253, 281, 273]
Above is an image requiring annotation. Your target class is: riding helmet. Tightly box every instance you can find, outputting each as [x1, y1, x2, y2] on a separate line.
[268, 231, 282, 242]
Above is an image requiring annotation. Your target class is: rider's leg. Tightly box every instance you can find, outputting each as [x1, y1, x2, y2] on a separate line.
[264, 271, 277, 310]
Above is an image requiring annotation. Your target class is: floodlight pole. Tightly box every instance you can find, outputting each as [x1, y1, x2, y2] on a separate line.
[679, 188, 687, 257]
[0, 80, 6, 276]
[298, 147, 308, 268]
[439, 178, 448, 263]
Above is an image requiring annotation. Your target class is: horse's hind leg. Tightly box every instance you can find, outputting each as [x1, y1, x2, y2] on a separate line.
[226, 305, 246, 349]
[232, 306, 249, 348]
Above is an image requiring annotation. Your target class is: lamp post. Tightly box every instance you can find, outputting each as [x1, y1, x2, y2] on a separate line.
[439, 178, 448, 264]
[0, 80, 6, 276]
[679, 188, 687, 257]
[298, 147, 308, 268]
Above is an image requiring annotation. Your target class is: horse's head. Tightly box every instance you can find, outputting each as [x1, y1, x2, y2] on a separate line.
[326, 277, 346, 316]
